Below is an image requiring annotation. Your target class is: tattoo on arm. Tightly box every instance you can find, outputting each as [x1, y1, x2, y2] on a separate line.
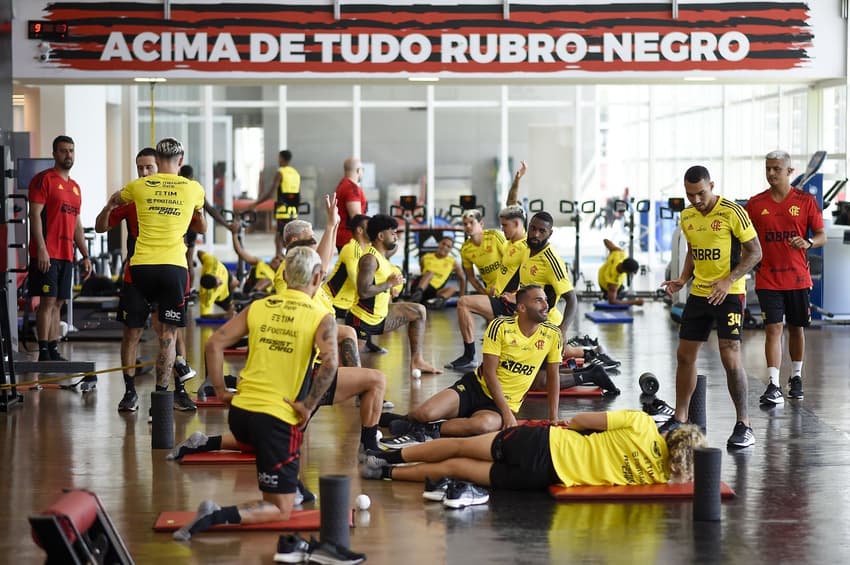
[729, 238, 763, 282]
[304, 317, 339, 410]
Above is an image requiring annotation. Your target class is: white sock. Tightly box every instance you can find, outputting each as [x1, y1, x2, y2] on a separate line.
[768, 367, 780, 387]
[792, 361, 803, 378]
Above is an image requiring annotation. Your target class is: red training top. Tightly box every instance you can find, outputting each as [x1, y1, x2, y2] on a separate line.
[335, 177, 367, 248]
[745, 187, 824, 290]
[28, 168, 82, 261]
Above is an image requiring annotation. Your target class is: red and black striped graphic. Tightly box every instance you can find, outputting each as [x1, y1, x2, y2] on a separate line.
[38, 2, 812, 74]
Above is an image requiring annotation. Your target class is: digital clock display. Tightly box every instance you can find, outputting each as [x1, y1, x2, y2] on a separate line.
[28, 21, 68, 40]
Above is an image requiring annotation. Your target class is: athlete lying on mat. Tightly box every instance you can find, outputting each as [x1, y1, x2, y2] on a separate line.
[361, 410, 705, 491]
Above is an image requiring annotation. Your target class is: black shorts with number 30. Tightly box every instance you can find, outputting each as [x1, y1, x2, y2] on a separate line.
[678, 293, 745, 342]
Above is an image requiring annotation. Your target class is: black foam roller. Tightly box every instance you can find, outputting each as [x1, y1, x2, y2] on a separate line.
[693, 447, 722, 521]
[320, 474, 350, 548]
[151, 390, 174, 449]
[689, 374, 707, 433]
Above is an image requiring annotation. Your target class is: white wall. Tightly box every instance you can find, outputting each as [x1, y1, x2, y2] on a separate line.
[38, 85, 107, 227]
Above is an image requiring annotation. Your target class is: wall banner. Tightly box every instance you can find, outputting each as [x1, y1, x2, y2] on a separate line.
[12, 1, 843, 80]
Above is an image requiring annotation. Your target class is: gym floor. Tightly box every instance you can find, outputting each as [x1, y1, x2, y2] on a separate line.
[3, 256, 850, 562]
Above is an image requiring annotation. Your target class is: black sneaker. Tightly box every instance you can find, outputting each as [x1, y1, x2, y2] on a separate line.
[307, 536, 366, 565]
[37, 350, 51, 362]
[642, 397, 675, 424]
[583, 365, 620, 396]
[380, 430, 432, 449]
[759, 383, 785, 406]
[567, 335, 598, 349]
[423, 477, 453, 501]
[727, 421, 756, 449]
[174, 360, 197, 384]
[657, 417, 683, 434]
[425, 296, 447, 310]
[49, 349, 68, 362]
[444, 355, 476, 371]
[443, 481, 489, 509]
[117, 390, 139, 412]
[274, 533, 311, 563]
[787, 376, 804, 399]
[585, 349, 620, 370]
[166, 431, 209, 460]
[79, 376, 97, 393]
[173, 390, 197, 411]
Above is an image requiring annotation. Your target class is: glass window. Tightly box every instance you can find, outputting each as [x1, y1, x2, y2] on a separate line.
[361, 84, 426, 102]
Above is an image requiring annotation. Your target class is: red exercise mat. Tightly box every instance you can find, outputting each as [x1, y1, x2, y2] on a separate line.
[179, 452, 255, 465]
[526, 386, 603, 397]
[195, 397, 227, 407]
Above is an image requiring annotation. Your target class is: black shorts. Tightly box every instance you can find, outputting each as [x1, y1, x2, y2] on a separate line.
[489, 426, 560, 490]
[128, 265, 189, 327]
[679, 294, 745, 342]
[449, 372, 500, 417]
[28, 259, 73, 299]
[422, 286, 439, 302]
[116, 281, 152, 328]
[228, 405, 302, 495]
[344, 312, 385, 339]
[184, 231, 197, 248]
[334, 306, 348, 320]
[756, 288, 811, 328]
[489, 296, 517, 318]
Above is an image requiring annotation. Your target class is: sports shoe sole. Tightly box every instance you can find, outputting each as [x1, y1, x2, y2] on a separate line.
[443, 493, 489, 508]
[423, 489, 448, 502]
[273, 551, 309, 563]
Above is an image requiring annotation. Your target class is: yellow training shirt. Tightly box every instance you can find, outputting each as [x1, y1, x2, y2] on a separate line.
[460, 229, 506, 289]
[476, 316, 562, 412]
[680, 197, 757, 297]
[519, 243, 573, 325]
[275, 165, 301, 221]
[323, 238, 364, 311]
[549, 410, 669, 486]
[199, 253, 231, 316]
[232, 289, 330, 425]
[598, 249, 627, 291]
[420, 252, 456, 289]
[350, 246, 394, 325]
[252, 260, 276, 293]
[120, 173, 205, 267]
[494, 238, 528, 294]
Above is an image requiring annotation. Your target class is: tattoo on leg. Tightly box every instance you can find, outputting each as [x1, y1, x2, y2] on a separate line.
[726, 367, 748, 420]
[341, 338, 360, 367]
[157, 336, 174, 388]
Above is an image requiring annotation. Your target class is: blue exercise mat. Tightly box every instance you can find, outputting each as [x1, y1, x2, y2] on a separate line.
[593, 301, 630, 311]
[195, 317, 227, 325]
[585, 311, 634, 324]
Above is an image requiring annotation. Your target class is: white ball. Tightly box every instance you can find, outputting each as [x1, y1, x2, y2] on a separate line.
[411, 369, 422, 379]
[355, 493, 371, 510]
